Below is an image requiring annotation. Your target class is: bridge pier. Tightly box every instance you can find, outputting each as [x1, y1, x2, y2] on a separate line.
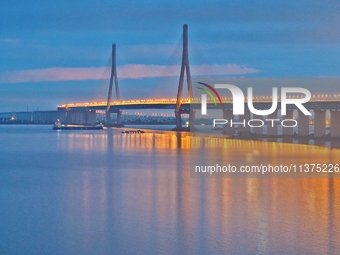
[222, 110, 234, 134]
[106, 109, 123, 126]
[238, 110, 251, 135]
[330, 110, 340, 137]
[252, 114, 264, 135]
[175, 111, 182, 130]
[314, 110, 326, 137]
[282, 109, 294, 135]
[267, 110, 278, 136]
[298, 110, 309, 136]
[117, 110, 122, 124]
[189, 109, 196, 128]
[175, 109, 195, 130]
[65, 110, 96, 125]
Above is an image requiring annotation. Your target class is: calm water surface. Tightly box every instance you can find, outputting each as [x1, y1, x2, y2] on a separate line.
[0, 125, 339, 255]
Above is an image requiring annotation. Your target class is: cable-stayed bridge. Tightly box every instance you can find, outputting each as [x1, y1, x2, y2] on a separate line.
[56, 24, 340, 137]
[3, 24, 340, 138]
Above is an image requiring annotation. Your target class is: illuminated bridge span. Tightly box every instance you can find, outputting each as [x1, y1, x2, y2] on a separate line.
[57, 95, 340, 138]
[56, 24, 340, 137]
[58, 93, 340, 112]
[59, 93, 340, 109]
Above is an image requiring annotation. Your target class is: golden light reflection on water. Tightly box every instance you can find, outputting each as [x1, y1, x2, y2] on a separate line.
[57, 131, 192, 152]
[191, 136, 340, 178]
[56, 130, 340, 254]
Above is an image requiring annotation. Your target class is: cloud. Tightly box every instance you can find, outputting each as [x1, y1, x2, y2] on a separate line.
[0, 38, 20, 44]
[0, 67, 104, 83]
[0, 64, 260, 83]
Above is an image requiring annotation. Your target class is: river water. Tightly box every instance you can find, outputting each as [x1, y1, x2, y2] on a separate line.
[0, 125, 339, 254]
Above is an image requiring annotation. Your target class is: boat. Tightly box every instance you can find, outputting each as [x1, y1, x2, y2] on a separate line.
[122, 130, 145, 134]
[52, 119, 103, 130]
[53, 125, 103, 130]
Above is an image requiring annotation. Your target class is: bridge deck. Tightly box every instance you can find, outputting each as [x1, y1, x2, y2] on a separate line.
[57, 99, 340, 111]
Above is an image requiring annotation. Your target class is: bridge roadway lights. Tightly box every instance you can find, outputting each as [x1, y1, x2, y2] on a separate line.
[330, 110, 340, 137]
[298, 110, 309, 136]
[282, 109, 294, 135]
[314, 110, 326, 137]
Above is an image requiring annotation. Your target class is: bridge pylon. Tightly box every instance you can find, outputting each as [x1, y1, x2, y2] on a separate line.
[106, 43, 123, 126]
[175, 24, 195, 131]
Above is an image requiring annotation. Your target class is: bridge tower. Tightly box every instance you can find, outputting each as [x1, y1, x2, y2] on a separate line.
[175, 24, 194, 130]
[106, 43, 122, 125]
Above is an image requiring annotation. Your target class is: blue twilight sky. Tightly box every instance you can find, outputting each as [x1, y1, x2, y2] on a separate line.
[1, 0, 340, 111]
